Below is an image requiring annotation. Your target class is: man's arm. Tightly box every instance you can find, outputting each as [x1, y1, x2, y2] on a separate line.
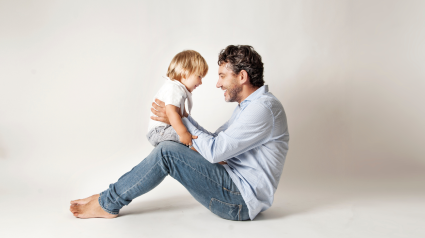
[185, 116, 217, 137]
[182, 102, 274, 164]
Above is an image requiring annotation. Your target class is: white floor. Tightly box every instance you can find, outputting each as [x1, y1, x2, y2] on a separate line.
[1, 172, 424, 238]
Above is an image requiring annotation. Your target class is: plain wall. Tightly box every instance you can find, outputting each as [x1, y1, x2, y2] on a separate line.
[1, 0, 425, 193]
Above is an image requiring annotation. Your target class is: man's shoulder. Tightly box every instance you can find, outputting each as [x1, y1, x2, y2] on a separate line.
[252, 92, 284, 112]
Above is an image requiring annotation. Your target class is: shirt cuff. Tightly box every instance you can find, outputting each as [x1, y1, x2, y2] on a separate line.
[182, 117, 199, 136]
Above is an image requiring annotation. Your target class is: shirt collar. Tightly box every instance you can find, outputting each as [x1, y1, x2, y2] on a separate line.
[239, 85, 268, 108]
[163, 76, 192, 95]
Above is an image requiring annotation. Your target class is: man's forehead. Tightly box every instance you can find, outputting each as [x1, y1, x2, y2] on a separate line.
[218, 63, 230, 74]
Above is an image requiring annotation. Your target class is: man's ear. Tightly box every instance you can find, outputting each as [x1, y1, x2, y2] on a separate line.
[239, 70, 249, 85]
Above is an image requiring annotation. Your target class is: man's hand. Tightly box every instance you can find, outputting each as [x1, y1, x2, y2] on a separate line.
[151, 99, 170, 124]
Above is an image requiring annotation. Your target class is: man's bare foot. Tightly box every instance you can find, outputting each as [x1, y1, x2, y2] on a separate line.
[70, 194, 98, 205]
[69, 194, 118, 219]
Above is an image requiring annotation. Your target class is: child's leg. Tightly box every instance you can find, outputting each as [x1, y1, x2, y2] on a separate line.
[147, 125, 180, 147]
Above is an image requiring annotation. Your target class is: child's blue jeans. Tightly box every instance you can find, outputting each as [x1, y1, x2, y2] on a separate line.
[98, 141, 250, 221]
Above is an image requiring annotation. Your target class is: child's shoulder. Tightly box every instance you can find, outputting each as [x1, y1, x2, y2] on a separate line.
[157, 80, 187, 96]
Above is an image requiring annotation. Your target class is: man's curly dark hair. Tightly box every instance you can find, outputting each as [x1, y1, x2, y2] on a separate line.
[218, 45, 264, 88]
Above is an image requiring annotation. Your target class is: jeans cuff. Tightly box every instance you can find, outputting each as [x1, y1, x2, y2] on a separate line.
[98, 192, 119, 215]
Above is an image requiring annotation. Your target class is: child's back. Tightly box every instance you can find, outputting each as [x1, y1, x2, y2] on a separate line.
[146, 50, 208, 147]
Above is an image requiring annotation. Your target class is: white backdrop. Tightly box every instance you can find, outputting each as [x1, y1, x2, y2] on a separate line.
[1, 0, 425, 196]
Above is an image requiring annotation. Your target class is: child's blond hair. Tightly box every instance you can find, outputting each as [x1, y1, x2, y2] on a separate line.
[167, 50, 208, 81]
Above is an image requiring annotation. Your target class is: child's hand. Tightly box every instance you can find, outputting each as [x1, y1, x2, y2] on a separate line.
[179, 131, 196, 146]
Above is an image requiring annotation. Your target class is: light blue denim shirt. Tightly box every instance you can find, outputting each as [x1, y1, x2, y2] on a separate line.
[182, 85, 289, 220]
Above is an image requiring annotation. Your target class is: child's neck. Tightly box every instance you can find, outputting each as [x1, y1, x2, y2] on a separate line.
[180, 79, 192, 92]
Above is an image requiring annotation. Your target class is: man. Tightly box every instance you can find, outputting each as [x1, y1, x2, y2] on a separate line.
[70, 45, 289, 221]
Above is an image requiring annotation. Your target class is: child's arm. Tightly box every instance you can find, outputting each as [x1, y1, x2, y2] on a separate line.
[165, 104, 194, 146]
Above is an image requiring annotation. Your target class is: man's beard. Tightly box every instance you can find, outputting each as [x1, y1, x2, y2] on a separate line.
[225, 83, 243, 102]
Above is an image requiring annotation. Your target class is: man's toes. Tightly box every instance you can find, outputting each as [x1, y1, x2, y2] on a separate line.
[70, 199, 80, 204]
[71, 195, 98, 205]
[73, 198, 89, 204]
[72, 198, 88, 204]
[71, 204, 86, 217]
[70, 204, 80, 213]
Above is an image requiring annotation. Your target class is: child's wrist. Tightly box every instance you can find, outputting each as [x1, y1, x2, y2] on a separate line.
[177, 130, 189, 136]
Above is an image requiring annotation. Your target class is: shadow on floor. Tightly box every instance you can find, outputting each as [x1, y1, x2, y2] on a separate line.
[117, 179, 345, 221]
[118, 179, 354, 220]
[253, 176, 425, 221]
[117, 176, 425, 221]
[119, 195, 200, 217]
[252, 178, 344, 221]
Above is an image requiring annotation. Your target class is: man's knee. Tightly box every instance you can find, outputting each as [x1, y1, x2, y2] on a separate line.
[153, 141, 183, 171]
[155, 141, 182, 155]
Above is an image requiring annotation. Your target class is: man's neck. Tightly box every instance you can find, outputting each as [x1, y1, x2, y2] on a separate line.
[238, 85, 260, 104]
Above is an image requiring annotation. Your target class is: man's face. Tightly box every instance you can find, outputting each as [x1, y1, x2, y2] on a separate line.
[216, 63, 243, 103]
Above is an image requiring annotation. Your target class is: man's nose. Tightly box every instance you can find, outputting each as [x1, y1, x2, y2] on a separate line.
[216, 79, 221, 88]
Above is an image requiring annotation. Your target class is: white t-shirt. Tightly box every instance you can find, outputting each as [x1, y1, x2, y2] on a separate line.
[147, 77, 193, 132]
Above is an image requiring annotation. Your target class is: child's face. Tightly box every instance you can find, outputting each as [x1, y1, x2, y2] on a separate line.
[181, 73, 203, 92]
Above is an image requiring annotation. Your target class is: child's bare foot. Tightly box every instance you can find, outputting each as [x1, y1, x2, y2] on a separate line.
[69, 194, 118, 219]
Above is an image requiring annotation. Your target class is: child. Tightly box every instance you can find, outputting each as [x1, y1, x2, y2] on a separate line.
[147, 50, 208, 147]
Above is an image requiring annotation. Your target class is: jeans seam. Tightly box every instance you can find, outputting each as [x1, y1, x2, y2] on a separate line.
[114, 160, 162, 204]
[166, 154, 241, 196]
[222, 186, 241, 195]
[98, 193, 119, 215]
[209, 198, 242, 221]
[210, 197, 240, 208]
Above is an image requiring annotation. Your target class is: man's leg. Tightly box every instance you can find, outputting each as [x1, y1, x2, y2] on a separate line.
[70, 141, 249, 220]
[70, 141, 172, 218]
[70, 194, 117, 219]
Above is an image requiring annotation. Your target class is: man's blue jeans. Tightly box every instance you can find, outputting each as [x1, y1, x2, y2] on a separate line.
[99, 141, 250, 221]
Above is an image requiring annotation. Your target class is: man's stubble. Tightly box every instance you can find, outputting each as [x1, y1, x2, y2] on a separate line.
[225, 80, 243, 103]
